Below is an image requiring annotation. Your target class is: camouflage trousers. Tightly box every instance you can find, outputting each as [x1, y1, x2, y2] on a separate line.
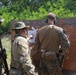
[9, 68, 28, 75]
[9, 67, 38, 75]
[38, 51, 62, 75]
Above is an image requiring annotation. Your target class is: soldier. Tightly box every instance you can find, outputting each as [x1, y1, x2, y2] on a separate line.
[9, 21, 38, 75]
[0, 17, 4, 75]
[35, 12, 70, 75]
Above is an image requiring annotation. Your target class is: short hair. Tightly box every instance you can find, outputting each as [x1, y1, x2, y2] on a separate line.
[47, 12, 56, 20]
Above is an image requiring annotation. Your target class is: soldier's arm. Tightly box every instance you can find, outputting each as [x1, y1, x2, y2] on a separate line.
[35, 32, 41, 49]
[59, 29, 70, 53]
[18, 40, 37, 75]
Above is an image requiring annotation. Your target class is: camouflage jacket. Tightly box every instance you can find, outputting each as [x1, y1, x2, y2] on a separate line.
[10, 35, 38, 75]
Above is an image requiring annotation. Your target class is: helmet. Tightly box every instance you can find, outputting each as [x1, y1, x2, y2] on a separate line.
[13, 21, 27, 29]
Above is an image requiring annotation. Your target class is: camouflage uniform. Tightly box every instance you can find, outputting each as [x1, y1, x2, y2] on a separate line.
[35, 25, 70, 75]
[9, 22, 38, 75]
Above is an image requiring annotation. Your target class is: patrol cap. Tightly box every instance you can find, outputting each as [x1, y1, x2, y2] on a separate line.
[13, 21, 27, 30]
[47, 12, 56, 20]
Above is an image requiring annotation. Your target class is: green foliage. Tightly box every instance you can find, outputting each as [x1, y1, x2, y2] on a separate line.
[0, 0, 76, 34]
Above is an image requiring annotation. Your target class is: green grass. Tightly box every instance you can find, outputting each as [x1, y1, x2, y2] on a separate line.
[1, 35, 11, 66]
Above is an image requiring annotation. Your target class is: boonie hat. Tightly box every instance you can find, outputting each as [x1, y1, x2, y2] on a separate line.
[0, 18, 4, 22]
[13, 21, 27, 29]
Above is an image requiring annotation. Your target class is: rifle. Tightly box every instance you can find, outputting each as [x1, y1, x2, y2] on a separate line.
[0, 38, 9, 75]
